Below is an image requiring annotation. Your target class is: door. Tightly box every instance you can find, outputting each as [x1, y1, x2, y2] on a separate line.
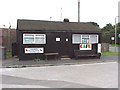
[56, 32, 72, 58]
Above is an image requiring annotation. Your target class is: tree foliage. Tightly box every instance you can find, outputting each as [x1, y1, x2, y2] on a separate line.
[101, 23, 120, 44]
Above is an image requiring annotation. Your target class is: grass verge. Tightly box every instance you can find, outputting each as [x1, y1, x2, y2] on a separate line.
[6, 50, 12, 59]
[110, 44, 120, 47]
[101, 51, 119, 56]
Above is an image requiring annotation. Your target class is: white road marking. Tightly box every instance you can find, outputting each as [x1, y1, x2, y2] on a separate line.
[74, 61, 118, 67]
[2, 84, 50, 88]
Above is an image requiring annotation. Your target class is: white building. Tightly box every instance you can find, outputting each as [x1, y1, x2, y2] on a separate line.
[118, 1, 120, 22]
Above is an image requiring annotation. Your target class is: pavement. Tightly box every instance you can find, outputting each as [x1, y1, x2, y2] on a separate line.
[1, 56, 118, 68]
[109, 45, 120, 52]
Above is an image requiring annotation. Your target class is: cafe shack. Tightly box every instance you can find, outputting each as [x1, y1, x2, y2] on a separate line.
[16, 19, 101, 60]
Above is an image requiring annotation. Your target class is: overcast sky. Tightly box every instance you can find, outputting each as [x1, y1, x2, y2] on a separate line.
[0, 0, 119, 28]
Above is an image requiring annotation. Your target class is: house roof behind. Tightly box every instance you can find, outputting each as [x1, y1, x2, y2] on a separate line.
[17, 19, 101, 33]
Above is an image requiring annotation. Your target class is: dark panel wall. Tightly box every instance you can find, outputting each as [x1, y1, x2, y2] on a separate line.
[18, 31, 74, 60]
[17, 30, 100, 60]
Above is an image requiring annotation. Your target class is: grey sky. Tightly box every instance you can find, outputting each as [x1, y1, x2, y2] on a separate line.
[0, 0, 119, 28]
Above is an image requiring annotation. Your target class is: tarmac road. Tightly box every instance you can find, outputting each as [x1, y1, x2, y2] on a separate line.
[1, 61, 118, 88]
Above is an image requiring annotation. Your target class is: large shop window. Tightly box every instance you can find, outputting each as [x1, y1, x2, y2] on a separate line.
[23, 34, 46, 44]
[72, 34, 98, 44]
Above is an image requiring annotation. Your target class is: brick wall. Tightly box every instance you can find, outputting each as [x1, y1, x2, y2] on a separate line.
[0, 28, 16, 51]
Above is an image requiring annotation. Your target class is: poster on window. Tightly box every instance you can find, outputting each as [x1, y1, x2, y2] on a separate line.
[79, 44, 92, 50]
[25, 48, 44, 53]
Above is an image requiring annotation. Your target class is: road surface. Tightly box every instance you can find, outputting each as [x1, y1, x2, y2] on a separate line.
[0, 61, 118, 89]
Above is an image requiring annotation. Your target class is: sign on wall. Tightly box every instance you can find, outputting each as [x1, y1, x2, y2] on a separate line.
[25, 48, 44, 53]
[98, 44, 101, 53]
[79, 44, 92, 50]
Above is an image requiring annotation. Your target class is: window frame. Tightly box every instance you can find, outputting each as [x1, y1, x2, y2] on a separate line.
[23, 34, 46, 44]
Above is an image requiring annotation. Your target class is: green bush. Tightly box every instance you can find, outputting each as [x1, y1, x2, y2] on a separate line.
[6, 51, 12, 59]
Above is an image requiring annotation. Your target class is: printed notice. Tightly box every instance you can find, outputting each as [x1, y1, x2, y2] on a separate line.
[25, 48, 44, 53]
[79, 44, 92, 50]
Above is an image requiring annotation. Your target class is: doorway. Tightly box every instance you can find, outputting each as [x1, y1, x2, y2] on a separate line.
[56, 32, 72, 58]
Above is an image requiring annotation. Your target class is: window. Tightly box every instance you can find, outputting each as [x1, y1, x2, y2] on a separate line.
[72, 34, 81, 44]
[72, 34, 98, 44]
[35, 34, 46, 44]
[23, 34, 46, 44]
[89, 35, 98, 43]
[56, 37, 60, 42]
[81, 35, 89, 43]
[66, 38, 69, 42]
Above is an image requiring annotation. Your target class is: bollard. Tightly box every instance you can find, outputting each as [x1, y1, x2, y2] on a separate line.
[0, 46, 6, 60]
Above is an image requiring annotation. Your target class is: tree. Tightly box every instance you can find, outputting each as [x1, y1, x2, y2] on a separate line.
[101, 23, 114, 31]
[101, 23, 120, 44]
[117, 22, 120, 34]
[101, 23, 114, 43]
[116, 22, 120, 44]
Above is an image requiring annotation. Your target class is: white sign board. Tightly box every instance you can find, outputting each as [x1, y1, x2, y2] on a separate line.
[98, 43, 101, 53]
[25, 48, 44, 53]
[79, 44, 92, 50]
[111, 37, 115, 40]
[118, 34, 120, 38]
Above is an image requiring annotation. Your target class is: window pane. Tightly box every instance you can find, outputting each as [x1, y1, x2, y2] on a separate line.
[72, 34, 81, 44]
[35, 34, 46, 44]
[82, 35, 89, 43]
[23, 34, 34, 44]
[90, 35, 98, 43]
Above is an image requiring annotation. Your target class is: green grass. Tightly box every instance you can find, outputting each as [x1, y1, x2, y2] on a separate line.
[6, 51, 12, 59]
[101, 51, 119, 56]
[110, 44, 120, 47]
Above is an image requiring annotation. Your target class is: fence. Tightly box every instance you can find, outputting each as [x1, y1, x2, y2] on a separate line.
[101, 43, 109, 52]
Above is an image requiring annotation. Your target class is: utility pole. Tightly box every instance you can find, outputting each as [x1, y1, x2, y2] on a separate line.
[8, 23, 11, 51]
[78, 0, 80, 22]
[115, 16, 119, 52]
[60, 8, 62, 21]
